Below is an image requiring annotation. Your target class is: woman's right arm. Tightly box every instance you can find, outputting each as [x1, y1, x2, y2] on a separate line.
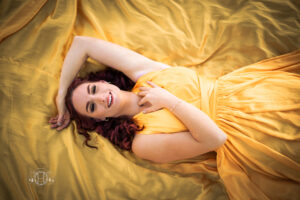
[58, 36, 88, 97]
[49, 37, 87, 130]
[59, 35, 172, 98]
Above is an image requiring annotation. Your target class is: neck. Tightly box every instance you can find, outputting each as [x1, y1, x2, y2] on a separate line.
[118, 91, 144, 117]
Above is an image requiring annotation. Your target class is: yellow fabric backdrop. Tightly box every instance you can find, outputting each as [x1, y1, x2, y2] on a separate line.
[0, 0, 299, 199]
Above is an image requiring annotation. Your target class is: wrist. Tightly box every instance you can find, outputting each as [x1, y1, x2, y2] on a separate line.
[57, 91, 67, 102]
[58, 87, 67, 96]
[166, 96, 182, 112]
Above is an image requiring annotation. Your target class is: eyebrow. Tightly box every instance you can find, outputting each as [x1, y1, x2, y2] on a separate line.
[86, 84, 90, 113]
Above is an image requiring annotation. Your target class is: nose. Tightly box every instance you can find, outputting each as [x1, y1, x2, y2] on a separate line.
[92, 93, 106, 105]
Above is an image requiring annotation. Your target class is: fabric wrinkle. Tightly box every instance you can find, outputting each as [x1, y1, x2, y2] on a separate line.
[198, 75, 218, 122]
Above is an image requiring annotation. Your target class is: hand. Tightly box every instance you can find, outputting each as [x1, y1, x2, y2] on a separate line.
[138, 81, 176, 114]
[48, 94, 71, 131]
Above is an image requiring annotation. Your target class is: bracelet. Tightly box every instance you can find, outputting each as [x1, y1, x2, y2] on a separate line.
[169, 100, 182, 113]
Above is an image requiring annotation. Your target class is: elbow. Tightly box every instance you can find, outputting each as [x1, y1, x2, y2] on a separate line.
[73, 35, 90, 47]
[74, 35, 86, 41]
[216, 131, 227, 148]
[73, 35, 83, 43]
[72, 36, 89, 58]
[73, 36, 88, 48]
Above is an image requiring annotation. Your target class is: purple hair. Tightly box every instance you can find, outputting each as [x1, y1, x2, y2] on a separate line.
[65, 68, 143, 150]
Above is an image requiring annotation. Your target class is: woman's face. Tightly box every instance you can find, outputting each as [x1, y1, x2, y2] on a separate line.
[71, 80, 122, 120]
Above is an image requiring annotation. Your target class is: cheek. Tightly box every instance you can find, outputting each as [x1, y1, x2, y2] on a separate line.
[95, 106, 106, 117]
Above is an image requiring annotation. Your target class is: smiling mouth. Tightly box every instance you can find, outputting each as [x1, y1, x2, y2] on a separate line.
[107, 92, 113, 108]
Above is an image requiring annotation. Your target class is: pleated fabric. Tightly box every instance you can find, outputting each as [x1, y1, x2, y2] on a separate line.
[133, 50, 300, 200]
[215, 50, 300, 200]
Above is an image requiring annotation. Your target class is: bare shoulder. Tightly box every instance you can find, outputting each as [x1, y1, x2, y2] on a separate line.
[132, 132, 210, 163]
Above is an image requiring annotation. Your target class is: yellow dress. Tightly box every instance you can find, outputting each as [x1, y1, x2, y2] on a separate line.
[131, 50, 300, 200]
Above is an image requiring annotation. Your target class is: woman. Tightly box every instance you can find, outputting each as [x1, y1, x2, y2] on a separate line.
[49, 35, 227, 162]
[49, 36, 300, 199]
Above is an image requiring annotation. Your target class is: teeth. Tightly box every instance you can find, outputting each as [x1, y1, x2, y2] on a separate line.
[108, 93, 112, 107]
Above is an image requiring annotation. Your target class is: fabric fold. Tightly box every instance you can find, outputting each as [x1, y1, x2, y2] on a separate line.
[0, 0, 48, 42]
[198, 76, 218, 121]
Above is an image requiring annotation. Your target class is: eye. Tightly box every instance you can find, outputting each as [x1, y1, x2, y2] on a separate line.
[92, 85, 96, 94]
[90, 103, 95, 112]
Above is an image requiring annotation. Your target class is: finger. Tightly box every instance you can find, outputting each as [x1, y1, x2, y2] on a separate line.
[146, 81, 158, 88]
[57, 118, 71, 131]
[65, 118, 71, 125]
[49, 120, 58, 124]
[48, 116, 58, 123]
[52, 122, 63, 130]
[137, 91, 148, 96]
[139, 87, 150, 91]
[138, 97, 148, 106]
[57, 116, 65, 126]
[48, 118, 56, 123]
[57, 125, 66, 131]
[63, 118, 71, 126]
[51, 116, 58, 120]
[143, 108, 155, 114]
[143, 107, 160, 114]
[50, 124, 59, 128]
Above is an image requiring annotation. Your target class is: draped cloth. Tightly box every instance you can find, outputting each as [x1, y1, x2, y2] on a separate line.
[202, 50, 300, 199]
[215, 51, 300, 199]
[1, 0, 300, 199]
[132, 50, 300, 200]
[199, 77, 218, 122]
